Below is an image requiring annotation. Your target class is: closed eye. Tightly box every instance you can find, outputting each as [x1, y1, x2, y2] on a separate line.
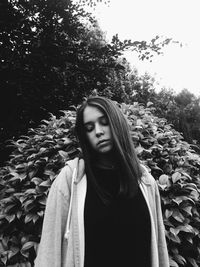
[99, 116, 109, 126]
[84, 123, 94, 132]
[84, 116, 109, 132]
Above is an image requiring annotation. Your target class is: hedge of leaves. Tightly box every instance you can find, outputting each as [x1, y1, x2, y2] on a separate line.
[0, 102, 200, 266]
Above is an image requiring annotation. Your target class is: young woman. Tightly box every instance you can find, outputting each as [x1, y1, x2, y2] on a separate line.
[35, 96, 169, 267]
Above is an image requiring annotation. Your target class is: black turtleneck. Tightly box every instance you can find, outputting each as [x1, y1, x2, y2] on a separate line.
[84, 165, 151, 267]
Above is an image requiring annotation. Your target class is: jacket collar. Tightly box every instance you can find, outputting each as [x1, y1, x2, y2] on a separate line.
[140, 166, 151, 186]
[68, 157, 85, 184]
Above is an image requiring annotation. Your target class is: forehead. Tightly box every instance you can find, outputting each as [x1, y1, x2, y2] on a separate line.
[83, 105, 104, 123]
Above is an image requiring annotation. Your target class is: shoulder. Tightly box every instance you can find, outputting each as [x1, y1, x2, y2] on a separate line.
[51, 158, 80, 196]
[140, 164, 161, 201]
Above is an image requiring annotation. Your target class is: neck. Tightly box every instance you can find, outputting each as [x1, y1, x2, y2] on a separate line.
[95, 152, 116, 170]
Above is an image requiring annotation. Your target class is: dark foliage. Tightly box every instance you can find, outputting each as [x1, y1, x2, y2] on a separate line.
[0, 0, 124, 165]
[153, 89, 200, 148]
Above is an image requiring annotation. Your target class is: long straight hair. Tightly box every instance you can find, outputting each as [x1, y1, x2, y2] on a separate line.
[75, 96, 142, 202]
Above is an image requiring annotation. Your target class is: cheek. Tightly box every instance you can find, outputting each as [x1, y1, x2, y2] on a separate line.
[107, 127, 113, 138]
[86, 133, 95, 146]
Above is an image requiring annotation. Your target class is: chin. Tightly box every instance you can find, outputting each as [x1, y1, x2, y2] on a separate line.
[98, 146, 113, 154]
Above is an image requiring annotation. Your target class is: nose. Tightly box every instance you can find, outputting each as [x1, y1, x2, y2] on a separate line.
[95, 123, 104, 137]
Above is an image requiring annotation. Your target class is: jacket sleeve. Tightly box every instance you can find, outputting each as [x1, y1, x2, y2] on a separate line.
[154, 179, 170, 267]
[34, 166, 71, 267]
[141, 164, 169, 267]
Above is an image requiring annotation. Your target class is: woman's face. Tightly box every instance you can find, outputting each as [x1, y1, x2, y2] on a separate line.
[83, 105, 113, 154]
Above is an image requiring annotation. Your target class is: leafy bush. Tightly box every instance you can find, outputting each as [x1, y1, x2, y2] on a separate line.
[0, 102, 200, 266]
[0, 111, 80, 266]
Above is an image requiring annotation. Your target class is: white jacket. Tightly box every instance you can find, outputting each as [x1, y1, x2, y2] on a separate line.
[35, 158, 169, 267]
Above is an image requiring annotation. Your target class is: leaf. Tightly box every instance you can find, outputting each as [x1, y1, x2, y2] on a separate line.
[168, 232, 181, 243]
[33, 214, 39, 223]
[173, 196, 186, 205]
[170, 227, 180, 236]
[169, 258, 179, 267]
[4, 188, 15, 194]
[25, 213, 36, 224]
[0, 253, 8, 265]
[28, 170, 38, 179]
[2, 196, 15, 204]
[18, 173, 27, 181]
[174, 254, 186, 265]
[158, 184, 168, 191]
[4, 204, 17, 213]
[131, 135, 140, 141]
[172, 172, 182, 183]
[25, 188, 36, 194]
[147, 101, 153, 107]
[172, 210, 185, 223]
[186, 236, 193, 244]
[159, 174, 169, 185]
[135, 146, 144, 155]
[7, 246, 20, 259]
[134, 125, 143, 130]
[62, 137, 72, 145]
[39, 180, 51, 187]
[5, 214, 15, 223]
[181, 171, 192, 180]
[23, 200, 35, 212]
[15, 163, 27, 170]
[176, 225, 198, 235]
[20, 249, 29, 258]
[184, 183, 198, 191]
[39, 147, 47, 153]
[151, 166, 163, 172]
[165, 209, 173, 219]
[190, 190, 199, 201]
[181, 206, 192, 216]
[17, 211, 22, 219]
[180, 225, 194, 233]
[37, 196, 47, 205]
[37, 210, 44, 217]
[0, 214, 6, 220]
[31, 177, 43, 185]
[151, 144, 163, 150]
[58, 150, 69, 160]
[187, 257, 199, 267]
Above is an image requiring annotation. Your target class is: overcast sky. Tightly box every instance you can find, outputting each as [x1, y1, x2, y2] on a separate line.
[89, 0, 200, 97]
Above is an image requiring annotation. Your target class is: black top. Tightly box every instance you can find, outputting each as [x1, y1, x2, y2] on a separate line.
[84, 165, 151, 267]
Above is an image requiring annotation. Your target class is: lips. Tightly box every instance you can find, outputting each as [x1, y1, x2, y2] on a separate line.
[97, 139, 110, 147]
